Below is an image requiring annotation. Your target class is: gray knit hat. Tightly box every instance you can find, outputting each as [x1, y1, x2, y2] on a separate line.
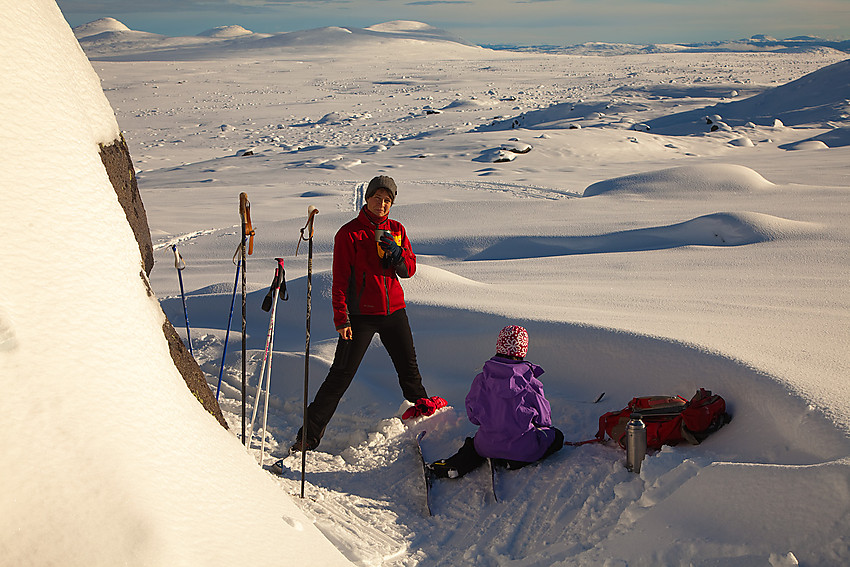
[365, 175, 397, 202]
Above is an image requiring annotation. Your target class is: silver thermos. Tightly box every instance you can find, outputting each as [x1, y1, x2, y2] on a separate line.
[626, 413, 647, 473]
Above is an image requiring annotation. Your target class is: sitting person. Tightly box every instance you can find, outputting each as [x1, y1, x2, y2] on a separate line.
[429, 325, 564, 478]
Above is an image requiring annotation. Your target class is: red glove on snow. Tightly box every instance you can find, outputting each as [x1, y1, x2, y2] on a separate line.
[402, 396, 447, 420]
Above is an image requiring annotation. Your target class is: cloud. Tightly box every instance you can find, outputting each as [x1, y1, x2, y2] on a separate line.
[406, 1, 473, 4]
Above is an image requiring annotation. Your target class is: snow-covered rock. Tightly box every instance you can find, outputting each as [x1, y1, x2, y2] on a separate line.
[0, 4, 353, 566]
[729, 136, 755, 147]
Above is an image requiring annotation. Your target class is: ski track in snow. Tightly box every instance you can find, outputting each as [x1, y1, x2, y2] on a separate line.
[233, 400, 732, 567]
[153, 227, 231, 250]
[352, 180, 368, 212]
[198, 298, 850, 566]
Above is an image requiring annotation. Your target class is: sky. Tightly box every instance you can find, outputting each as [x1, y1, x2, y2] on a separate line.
[56, 0, 850, 46]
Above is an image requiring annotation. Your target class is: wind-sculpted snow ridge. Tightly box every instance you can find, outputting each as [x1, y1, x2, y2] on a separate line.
[479, 58, 850, 138]
[466, 212, 820, 260]
[583, 164, 775, 197]
[720, 58, 850, 128]
[646, 58, 850, 134]
[478, 99, 652, 132]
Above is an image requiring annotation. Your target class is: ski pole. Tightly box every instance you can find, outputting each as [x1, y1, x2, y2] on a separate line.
[171, 244, 193, 357]
[247, 266, 277, 452]
[239, 192, 255, 446]
[259, 257, 287, 463]
[215, 253, 240, 401]
[297, 205, 318, 498]
[248, 259, 287, 462]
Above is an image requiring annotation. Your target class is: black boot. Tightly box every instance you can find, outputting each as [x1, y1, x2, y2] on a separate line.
[428, 437, 485, 479]
[290, 429, 319, 453]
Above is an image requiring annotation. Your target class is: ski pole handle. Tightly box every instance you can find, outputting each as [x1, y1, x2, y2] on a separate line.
[172, 245, 186, 270]
[296, 206, 319, 256]
[305, 205, 318, 238]
[276, 257, 289, 301]
[239, 192, 255, 255]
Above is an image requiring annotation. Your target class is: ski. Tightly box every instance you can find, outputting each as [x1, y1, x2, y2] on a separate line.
[569, 392, 605, 404]
[414, 431, 433, 516]
[488, 458, 499, 503]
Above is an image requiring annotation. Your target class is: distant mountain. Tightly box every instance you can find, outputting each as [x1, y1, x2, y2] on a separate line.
[364, 20, 476, 46]
[485, 35, 850, 56]
[197, 25, 255, 38]
[73, 18, 481, 60]
[73, 19, 849, 60]
[72, 19, 205, 58]
[72, 17, 130, 39]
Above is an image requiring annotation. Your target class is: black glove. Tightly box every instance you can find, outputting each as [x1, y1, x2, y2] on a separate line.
[379, 234, 403, 266]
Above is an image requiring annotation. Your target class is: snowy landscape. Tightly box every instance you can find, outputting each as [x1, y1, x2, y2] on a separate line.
[3, 4, 850, 566]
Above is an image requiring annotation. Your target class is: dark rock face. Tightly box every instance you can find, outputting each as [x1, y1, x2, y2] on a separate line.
[162, 317, 228, 428]
[100, 137, 228, 429]
[99, 136, 154, 275]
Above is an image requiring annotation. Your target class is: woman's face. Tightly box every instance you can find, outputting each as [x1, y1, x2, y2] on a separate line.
[366, 188, 393, 218]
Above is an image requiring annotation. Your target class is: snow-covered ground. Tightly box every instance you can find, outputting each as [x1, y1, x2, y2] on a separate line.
[5, 7, 850, 566]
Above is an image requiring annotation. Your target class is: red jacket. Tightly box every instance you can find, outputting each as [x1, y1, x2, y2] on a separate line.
[332, 207, 416, 329]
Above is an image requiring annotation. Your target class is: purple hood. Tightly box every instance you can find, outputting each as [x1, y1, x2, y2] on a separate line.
[465, 356, 556, 462]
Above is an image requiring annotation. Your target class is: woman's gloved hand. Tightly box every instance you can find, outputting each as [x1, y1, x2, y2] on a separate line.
[379, 233, 403, 266]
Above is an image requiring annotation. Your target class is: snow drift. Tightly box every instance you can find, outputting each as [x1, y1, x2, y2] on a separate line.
[583, 164, 775, 197]
[0, 3, 352, 566]
[645, 58, 850, 134]
[468, 211, 819, 260]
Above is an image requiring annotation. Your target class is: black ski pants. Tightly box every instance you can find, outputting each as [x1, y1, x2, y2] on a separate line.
[440, 428, 565, 478]
[301, 308, 427, 447]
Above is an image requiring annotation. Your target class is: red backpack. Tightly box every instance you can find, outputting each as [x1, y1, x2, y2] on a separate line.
[591, 388, 731, 449]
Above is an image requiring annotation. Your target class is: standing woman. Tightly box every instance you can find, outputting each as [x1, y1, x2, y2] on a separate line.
[293, 176, 445, 452]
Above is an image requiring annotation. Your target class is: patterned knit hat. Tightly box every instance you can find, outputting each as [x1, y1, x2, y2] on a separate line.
[496, 325, 529, 358]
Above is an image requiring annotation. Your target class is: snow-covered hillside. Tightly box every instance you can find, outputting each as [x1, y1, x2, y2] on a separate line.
[0, 4, 353, 566]
[6, 8, 850, 566]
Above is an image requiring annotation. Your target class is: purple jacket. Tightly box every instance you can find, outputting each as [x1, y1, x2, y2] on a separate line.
[465, 356, 557, 462]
